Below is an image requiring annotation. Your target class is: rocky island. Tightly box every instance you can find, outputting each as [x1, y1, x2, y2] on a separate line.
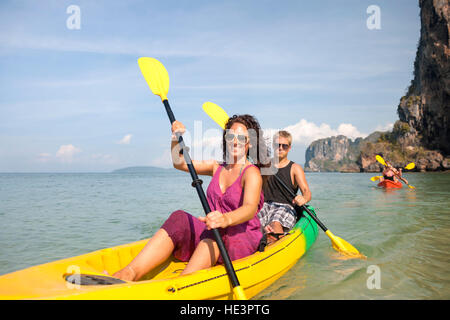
[305, 0, 449, 173]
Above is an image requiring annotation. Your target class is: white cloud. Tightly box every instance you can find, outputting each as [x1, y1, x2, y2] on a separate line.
[173, 82, 323, 91]
[55, 144, 81, 162]
[374, 122, 394, 132]
[277, 119, 367, 146]
[117, 134, 132, 145]
[0, 33, 209, 58]
[336, 123, 366, 140]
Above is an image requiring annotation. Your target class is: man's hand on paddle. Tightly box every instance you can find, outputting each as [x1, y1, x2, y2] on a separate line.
[292, 195, 307, 207]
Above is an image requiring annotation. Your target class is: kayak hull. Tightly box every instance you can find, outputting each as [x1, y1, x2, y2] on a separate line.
[0, 207, 318, 300]
[377, 179, 403, 189]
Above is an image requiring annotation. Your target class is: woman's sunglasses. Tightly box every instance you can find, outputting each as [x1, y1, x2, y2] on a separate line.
[273, 143, 290, 150]
[225, 133, 249, 144]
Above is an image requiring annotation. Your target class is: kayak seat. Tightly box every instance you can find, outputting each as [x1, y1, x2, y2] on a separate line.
[257, 232, 289, 252]
[65, 274, 127, 286]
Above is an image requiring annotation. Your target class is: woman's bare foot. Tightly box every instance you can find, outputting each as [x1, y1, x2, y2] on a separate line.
[267, 234, 277, 245]
[264, 224, 285, 245]
[266, 233, 286, 245]
[112, 265, 136, 281]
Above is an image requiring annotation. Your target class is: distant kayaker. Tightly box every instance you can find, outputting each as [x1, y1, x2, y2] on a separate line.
[111, 114, 270, 281]
[257, 130, 312, 244]
[380, 160, 409, 185]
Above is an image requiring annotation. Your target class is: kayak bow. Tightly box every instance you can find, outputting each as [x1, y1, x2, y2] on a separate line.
[377, 180, 403, 189]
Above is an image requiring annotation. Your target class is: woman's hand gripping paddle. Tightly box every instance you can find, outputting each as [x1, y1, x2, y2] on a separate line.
[137, 58, 246, 300]
[202, 102, 366, 259]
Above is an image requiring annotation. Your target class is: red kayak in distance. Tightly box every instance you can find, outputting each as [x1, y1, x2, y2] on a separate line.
[377, 179, 403, 189]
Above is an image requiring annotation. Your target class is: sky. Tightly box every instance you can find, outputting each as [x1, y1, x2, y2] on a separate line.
[0, 0, 421, 172]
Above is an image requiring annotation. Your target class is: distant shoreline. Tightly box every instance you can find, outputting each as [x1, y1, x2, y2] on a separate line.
[0, 166, 171, 174]
[1, 170, 448, 174]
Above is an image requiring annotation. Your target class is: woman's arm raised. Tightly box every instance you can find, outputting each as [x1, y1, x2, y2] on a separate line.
[170, 120, 218, 176]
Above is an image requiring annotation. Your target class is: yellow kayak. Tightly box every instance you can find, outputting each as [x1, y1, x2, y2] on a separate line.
[0, 207, 318, 300]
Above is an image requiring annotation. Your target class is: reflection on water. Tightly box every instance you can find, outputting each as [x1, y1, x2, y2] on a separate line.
[256, 172, 450, 300]
[0, 172, 449, 299]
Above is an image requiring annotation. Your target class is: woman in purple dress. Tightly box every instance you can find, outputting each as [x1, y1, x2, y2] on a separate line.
[112, 115, 269, 281]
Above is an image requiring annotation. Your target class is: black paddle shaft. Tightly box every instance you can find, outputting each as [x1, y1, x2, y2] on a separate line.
[162, 99, 241, 288]
[272, 173, 328, 232]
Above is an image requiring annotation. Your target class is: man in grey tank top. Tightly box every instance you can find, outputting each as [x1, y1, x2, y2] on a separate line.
[257, 130, 312, 244]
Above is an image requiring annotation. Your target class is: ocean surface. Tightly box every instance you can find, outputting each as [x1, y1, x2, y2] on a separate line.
[1, 170, 449, 299]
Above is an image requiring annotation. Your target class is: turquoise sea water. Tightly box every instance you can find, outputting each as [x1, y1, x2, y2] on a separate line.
[1, 171, 449, 299]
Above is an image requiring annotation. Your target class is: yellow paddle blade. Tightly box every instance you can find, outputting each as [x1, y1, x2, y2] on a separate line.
[407, 184, 416, 189]
[138, 57, 169, 101]
[370, 176, 382, 182]
[202, 102, 229, 130]
[405, 162, 415, 170]
[325, 230, 366, 259]
[375, 155, 386, 166]
[233, 286, 247, 300]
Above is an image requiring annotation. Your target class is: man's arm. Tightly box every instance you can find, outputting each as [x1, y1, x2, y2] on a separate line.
[291, 163, 312, 206]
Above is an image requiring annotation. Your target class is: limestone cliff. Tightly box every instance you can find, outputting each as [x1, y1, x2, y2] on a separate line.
[304, 132, 384, 172]
[304, 135, 362, 172]
[304, 0, 450, 172]
[396, 0, 449, 154]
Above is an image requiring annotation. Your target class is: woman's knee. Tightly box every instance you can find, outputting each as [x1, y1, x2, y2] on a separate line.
[167, 210, 189, 222]
[161, 210, 191, 244]
[200, 238, 220, 264]
[163, 210, 191, 230]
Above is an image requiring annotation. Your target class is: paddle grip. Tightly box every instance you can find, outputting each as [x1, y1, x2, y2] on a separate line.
[272, 174, 328, 232]
[163, 99, 177, 124]
[162, 99, 243, 292]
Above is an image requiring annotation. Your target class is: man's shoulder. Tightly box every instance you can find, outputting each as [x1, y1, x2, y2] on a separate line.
[289, 161, 304, 172]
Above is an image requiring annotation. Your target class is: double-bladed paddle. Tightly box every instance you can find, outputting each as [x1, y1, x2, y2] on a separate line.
[375, 155, 415, 189]
[202, 101, 366, 259]
[137, 58, 246, 300]
[370, 162, 414, 182]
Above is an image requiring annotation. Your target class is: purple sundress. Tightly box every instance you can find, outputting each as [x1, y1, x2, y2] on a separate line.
[161, 164, 263, 264]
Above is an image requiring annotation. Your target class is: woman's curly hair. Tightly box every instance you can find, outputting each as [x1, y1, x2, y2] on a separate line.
[222, 114, 271, 182]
